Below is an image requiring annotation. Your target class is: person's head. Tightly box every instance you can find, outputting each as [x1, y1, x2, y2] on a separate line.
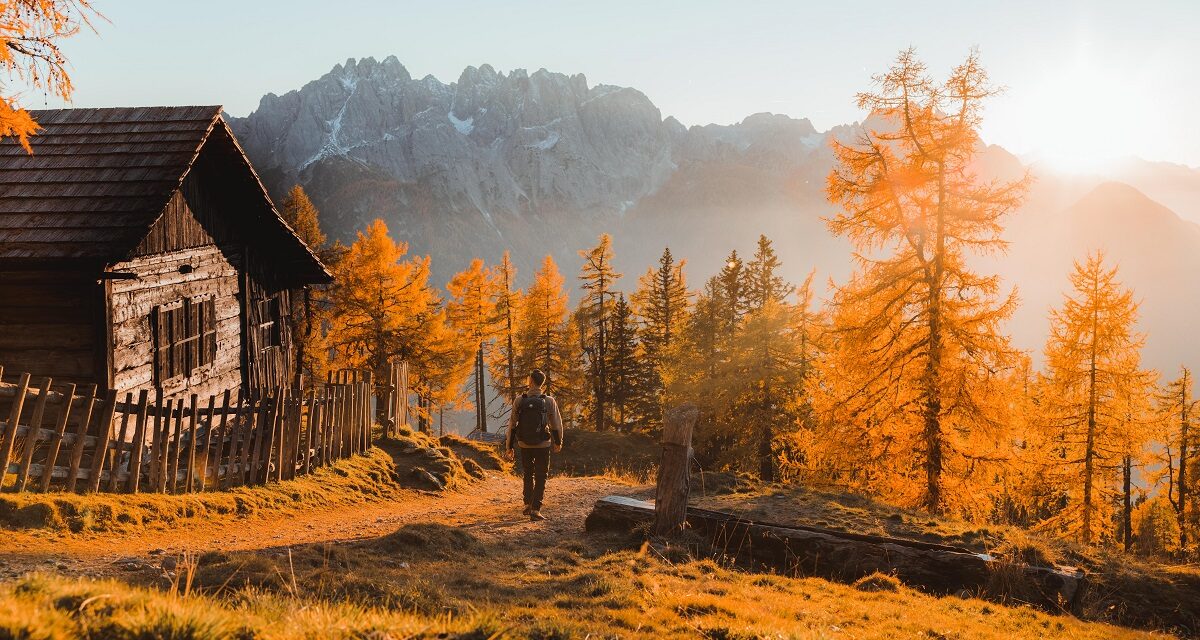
[528, 369, 546, 389]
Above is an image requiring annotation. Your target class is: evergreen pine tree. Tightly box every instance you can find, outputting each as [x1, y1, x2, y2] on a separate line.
[745, 235, 790, 312]
[631, 247, 691, 428]
[578, 234, 622, 431]
[606, 293, 644, 431]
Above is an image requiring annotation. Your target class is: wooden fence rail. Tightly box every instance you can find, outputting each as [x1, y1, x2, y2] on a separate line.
[0, 364, 374, 494]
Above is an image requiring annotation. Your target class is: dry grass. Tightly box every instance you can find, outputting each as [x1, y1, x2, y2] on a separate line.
[695, 483, 1200, 635]
[76, 521, 1162, 639]
[0, 572, 502, 639]
[0, 428, 486, 534]
[439, 432, 511, 474]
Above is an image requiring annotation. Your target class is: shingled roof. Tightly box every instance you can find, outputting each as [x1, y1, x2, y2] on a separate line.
[0, 106, 330, 282]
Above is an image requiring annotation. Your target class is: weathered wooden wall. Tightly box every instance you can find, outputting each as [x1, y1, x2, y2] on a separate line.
[108, 245, 242, 400]
[0, 269, 102, 385]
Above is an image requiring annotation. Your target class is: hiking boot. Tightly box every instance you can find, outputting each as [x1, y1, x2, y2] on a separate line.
[522, 505, 532, 516]
[530, 510, 546, 522]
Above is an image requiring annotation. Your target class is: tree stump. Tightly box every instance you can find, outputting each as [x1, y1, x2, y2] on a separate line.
[654, 403, 699, 536]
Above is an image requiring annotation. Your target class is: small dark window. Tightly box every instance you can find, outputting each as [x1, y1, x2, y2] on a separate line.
[153, 297, 217, 384]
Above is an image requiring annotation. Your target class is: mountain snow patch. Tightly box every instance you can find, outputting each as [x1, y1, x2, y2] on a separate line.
[527, 131, 560, 150]
[448, 112, 474, 135]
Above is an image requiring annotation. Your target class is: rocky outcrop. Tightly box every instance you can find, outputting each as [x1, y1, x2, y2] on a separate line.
[229, 57, 836, 283]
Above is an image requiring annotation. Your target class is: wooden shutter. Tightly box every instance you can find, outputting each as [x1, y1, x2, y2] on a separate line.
[153, 306, 169, 385]
[184, 298, 196, 374]
[172, 303, 184, 379]
[203, 298, 218, 366]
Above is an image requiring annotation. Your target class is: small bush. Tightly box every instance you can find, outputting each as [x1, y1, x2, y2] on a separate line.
[852, 572, 902, 593]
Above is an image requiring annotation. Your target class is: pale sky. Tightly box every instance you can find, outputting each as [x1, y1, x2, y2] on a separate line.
[36, 0, 1200, 168]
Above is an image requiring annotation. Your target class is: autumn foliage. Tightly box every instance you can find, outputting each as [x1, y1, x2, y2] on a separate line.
[285, 48, 1198, 559]
[0, 0, 98, 151]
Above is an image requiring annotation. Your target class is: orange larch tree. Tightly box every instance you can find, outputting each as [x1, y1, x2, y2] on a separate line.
[486, 251, 522, 419]
[446, 258, 500, 433]
[326, 219, 470, 429]
[278, 185, 330, 387]
[820, 48, 1029, 516]
[1040, 252, 1155, 545]
[515, 255, 583, 421]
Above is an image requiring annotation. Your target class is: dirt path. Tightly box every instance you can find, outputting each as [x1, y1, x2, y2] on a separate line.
[0, 474, 648, 579]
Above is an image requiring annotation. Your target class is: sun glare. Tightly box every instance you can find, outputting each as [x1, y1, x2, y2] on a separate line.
[994, 47, 1165, 173]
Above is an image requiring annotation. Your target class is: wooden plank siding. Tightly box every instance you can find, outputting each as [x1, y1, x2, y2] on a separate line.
[0, 269, 102, 384]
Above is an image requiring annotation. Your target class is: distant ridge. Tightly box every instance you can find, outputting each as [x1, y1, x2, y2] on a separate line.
[232, 57, 1200, 373]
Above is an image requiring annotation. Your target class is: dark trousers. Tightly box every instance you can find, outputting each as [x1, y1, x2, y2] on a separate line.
[520, 446, 550, 510]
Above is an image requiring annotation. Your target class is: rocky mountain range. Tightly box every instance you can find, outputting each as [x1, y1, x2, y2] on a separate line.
[230, 57, 1200, 374]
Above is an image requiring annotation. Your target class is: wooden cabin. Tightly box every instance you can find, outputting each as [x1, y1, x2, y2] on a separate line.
[0, 106, 331, 400]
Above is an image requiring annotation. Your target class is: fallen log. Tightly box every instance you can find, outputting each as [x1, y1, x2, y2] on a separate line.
[586, 495, 1087, 612]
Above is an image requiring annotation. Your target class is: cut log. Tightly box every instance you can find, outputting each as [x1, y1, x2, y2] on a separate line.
[585, 495, 1087, 612]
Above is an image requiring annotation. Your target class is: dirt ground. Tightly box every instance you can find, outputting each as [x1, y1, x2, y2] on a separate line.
[0, 473, 651, 580]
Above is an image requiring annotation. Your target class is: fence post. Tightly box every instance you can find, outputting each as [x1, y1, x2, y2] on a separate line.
[213, 390, 230, 489]
[0, 373, 32, 488]
[86, 389, 118, 493]
[149, 391, 164, 492]
[40, 383, 76, 492]
[127, 390, 150, 493]
[106, 392, 134, 492]
[654, 403, 699, 537]
[271, 386, 286, 483]
[167, 397, 184, 493]
[14, 377, 52, 491]
[65, 387, 97, 493]
[249, 394, 268, 485]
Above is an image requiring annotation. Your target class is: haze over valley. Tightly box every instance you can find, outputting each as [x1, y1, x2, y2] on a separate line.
[231, 56, 1200, 373]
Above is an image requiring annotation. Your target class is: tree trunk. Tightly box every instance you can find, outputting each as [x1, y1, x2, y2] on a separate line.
[759, 421, 774, 482]
[923, 310, 944, 514]
[417, 393, 430, 433]
[759, 377, 774, 482]
[1082, 299, 1100, 545]
[922, 163, 948, 515]
[1123, 454, 1133, 552]
[1180, 378, 1190, 551]
[475, 345, 486, 433]
[293, 286, 312, 390]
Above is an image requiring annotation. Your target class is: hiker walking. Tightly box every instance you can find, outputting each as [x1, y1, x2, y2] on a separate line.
[505, 369, 563, 521]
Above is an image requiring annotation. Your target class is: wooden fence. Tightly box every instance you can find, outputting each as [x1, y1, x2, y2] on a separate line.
[0, 365, 374, 494]
[382, 359, 409, 439]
